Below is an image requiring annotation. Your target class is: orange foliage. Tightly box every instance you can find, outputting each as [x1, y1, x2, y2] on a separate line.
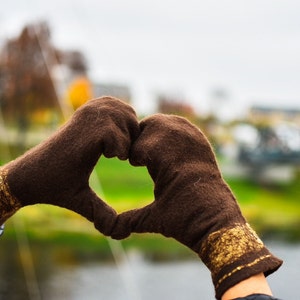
[67, 76, 93, 109]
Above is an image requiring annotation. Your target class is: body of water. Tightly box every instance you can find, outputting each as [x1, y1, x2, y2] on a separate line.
[0, 241, 298, 300]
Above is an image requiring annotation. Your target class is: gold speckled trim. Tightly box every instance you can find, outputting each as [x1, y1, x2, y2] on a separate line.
[215, 254, 272, 289]
[199, 223, 265, 286]
[0, 168, 21, 222]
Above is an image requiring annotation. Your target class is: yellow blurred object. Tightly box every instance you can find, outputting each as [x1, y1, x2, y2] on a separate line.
[67, 76, 93, 110]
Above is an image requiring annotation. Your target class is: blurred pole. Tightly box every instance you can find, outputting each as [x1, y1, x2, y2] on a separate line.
[89, 171, 142, 300]
[13, 216, 41, 300]
[29, 24, 74, 121]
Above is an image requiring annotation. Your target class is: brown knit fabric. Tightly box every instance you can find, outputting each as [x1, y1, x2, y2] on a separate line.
[0, 96, 139, 235]
[0, 169, 21, 222]
[111, 113, 282, 299]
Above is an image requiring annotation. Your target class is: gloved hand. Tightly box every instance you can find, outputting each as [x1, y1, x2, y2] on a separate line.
[0, 96, 139, 235]
[111, 114, 282, 299]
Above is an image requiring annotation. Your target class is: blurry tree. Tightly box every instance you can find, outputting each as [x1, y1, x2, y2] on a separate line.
[0, 22, 59, 124]
[0, 21, 90, 156]
[0, 21, 89, 124]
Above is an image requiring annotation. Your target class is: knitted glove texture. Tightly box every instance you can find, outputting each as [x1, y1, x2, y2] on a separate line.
[111, 114, 282, 299]
[0, 96, 139, 235]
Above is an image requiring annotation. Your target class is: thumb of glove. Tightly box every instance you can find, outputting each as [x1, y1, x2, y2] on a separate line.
[111, 203, 158, 240]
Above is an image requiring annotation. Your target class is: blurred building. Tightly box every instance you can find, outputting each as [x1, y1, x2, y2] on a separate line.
[157, 94, 195, 119]
[249, 105, 300, 125]
[233, 106, 300, 170]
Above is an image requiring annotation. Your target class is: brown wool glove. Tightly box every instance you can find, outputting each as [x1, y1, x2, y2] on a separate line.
[0, 96, 139, 235]
[111, 114, 282, 299]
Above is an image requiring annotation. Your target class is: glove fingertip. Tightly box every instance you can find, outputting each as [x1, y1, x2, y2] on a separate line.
[110, 230, 131, 240]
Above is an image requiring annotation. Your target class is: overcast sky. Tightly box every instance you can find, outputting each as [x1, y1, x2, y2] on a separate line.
[1, 0, 300, 118]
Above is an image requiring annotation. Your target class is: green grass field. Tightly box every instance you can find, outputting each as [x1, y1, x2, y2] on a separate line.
[2, 156, 300, 259]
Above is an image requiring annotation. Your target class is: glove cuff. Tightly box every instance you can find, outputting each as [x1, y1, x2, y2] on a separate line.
[199, 223, 283, 300]
[0, 168, 21, 223]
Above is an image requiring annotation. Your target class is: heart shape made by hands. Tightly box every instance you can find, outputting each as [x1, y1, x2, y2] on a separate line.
[0, 97, 282, 299]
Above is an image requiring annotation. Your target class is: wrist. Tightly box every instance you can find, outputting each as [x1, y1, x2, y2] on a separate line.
[221, 273, 273, 300]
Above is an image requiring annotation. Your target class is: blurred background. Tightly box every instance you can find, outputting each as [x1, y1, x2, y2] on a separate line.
[1, 1, 300, 299]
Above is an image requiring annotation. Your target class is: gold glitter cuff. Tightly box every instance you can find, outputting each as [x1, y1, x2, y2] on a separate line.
[199, 223, 265, 288]
[0, 168, 21, 222]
